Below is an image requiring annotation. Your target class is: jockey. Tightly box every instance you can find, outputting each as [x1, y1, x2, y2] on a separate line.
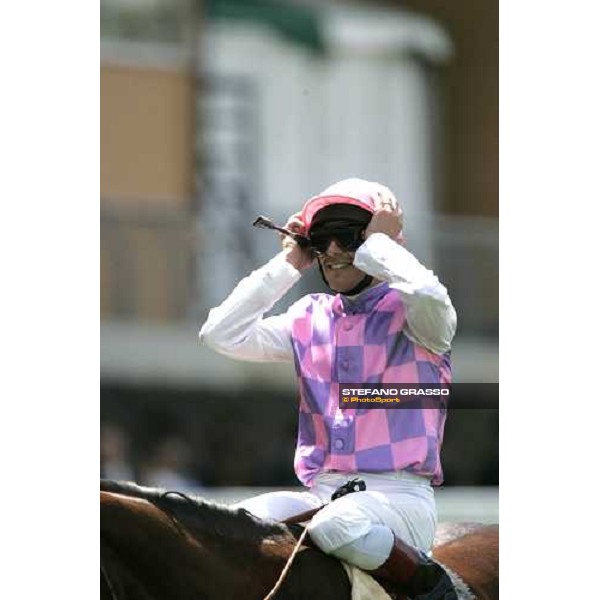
[199, 178, 457, 599]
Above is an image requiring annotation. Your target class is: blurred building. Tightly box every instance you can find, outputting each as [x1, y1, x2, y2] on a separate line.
[101, 0, 498, 486]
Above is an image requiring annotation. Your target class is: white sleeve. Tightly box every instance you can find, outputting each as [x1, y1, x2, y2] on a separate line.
[199, 252, 302, 362]
[353, 233, 457, 354]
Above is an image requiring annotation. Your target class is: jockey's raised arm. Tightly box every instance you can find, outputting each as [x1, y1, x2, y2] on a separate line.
[199, 251, 299, 362]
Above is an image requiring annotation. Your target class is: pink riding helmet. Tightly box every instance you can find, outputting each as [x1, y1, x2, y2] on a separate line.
[301, 178, 403, 242]
[301, 178, 380, 231]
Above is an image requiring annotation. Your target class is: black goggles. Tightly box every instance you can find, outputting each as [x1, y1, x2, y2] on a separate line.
[252, 215, 367, 256]
[308, 224, 366, 254]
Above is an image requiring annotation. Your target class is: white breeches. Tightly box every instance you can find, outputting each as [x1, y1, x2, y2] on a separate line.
[233, 471, 436, 570]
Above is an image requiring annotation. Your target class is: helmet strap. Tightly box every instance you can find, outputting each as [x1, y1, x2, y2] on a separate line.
[317, 261, 373, 296]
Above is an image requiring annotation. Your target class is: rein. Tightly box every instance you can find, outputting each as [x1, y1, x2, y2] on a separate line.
[262, 478, 365, 599]
[261, 505, 326, 600]
[262, 526, 310, 600]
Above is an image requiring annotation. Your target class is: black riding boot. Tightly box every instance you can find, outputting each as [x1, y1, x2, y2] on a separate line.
[367, 535, 458, 600]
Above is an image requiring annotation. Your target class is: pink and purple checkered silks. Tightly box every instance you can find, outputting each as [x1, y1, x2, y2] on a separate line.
[288, 283, 451, 487]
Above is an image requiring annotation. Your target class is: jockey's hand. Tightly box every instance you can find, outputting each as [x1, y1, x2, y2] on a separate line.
[281, 212, 314, 272]
[365, 188, 405, 244]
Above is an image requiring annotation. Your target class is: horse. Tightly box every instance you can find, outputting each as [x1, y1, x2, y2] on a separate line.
[100, 480, 498, 600]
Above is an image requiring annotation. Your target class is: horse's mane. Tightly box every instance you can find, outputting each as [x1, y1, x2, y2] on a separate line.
[101, 480, 290, 545]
